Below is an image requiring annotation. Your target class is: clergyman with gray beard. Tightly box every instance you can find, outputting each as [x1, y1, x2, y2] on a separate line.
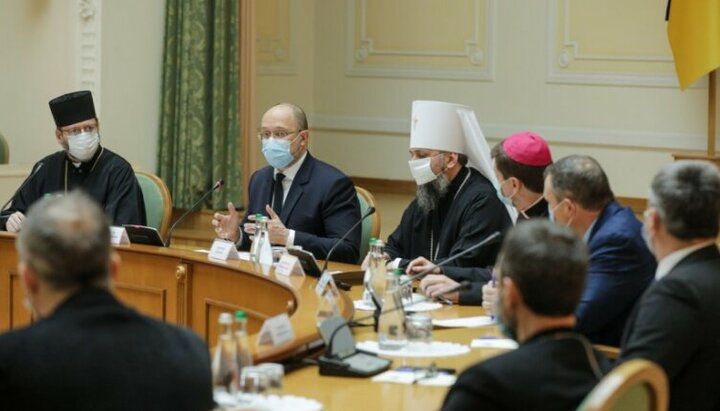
[374, 100, 512, 305]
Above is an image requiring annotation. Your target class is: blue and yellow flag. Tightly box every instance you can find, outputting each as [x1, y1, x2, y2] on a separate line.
[667, 0, 720, 90]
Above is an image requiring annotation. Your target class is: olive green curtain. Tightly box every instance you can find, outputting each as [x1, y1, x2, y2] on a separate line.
[158, 0, 242, 209]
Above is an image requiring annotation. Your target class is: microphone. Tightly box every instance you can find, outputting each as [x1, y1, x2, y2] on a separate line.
[320, 206, 375, 273]
[0, 162, 44, 213]
[164, 179, 224, 247]
[319, 280, 471, 376]
[400, 231, 501, 286]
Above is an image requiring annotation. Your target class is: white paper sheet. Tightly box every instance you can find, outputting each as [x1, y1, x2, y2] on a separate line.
[470, 337, 518, 350]
[432, 316, 495, 328]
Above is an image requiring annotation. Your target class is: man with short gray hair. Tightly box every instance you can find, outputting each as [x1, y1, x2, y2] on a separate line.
[619, 160, 720, 411]
[0, 192, 213, 410]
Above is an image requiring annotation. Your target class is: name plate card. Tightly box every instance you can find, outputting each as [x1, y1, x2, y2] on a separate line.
[275, 254, 305, 277]
[208, 239, 240, 261]
[315, 271, 334, 296]
[256, 313, 295, 347]
[109, 226, 130, 245]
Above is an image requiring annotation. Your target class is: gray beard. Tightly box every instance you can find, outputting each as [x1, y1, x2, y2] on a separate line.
[416, 173, 451, 214]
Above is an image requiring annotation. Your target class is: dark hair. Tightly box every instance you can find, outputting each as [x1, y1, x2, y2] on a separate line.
[16, 191, 111, 290]
[498, 220, 588, 316]
[650, 161, 720, 239]
[491, 142, 548, 193]
[270, 102, 308, 130]
[544, 155, 614, 211]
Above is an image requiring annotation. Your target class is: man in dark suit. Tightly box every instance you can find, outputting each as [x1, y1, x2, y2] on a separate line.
[0, 192, 213, 411]
[619, 161, 720, 410]
[442, 220, 610, 411]
[212, 103, 361, 263]
[542, 155, 656, 346]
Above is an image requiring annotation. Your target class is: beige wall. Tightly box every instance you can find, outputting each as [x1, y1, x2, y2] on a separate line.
[259, 0, 720, 198]
[0, 0, 164, 176]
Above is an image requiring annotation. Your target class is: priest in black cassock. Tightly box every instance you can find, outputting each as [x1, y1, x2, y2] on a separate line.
[381, 100, 513, 286]
[0, 90, 145, 232]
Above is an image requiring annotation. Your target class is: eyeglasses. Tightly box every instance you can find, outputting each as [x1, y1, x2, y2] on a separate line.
[256, 129, 304, 141]
[61, 124, 97, 137]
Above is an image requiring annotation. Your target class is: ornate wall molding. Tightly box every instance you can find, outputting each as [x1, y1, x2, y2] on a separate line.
[346, 0, 495, 81]
[74, 0, 102, 113]
[311, 113, 710, 151]
[546, 0, 685, 88]
[256, 0, 296, 76]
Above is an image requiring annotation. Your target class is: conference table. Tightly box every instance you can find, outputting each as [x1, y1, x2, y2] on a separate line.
[0, 233, 508, 410]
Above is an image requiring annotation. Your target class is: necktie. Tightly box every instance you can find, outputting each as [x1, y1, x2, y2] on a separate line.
[273, 173, 285, 215]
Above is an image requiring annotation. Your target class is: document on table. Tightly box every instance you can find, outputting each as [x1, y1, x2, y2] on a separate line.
[432, 316, 495, 328]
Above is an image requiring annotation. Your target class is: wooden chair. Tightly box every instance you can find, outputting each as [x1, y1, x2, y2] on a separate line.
[355, 186, 381, 264]
[135, 171, 172, 238]
[578, 359, 668, 411]
[0, 130, 9, 164]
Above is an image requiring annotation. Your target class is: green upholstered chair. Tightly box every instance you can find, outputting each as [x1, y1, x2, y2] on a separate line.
[355, 186, 381, 264]
[135, 171, 172, 238]
[577, 359, 668, 411]
[0, 131, 9, 164]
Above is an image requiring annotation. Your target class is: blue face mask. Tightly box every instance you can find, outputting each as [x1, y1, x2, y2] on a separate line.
[495, 179, 516, 207]
[262, 137, 297, 170]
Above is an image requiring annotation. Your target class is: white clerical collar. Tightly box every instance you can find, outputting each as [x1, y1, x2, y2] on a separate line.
[275, 151, 307, 182]
[655, 240, 716, 280]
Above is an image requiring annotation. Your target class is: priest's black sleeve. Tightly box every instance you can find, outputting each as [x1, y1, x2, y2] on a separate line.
[103, 162, 146, 226]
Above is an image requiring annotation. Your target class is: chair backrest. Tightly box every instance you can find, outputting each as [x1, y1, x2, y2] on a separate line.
[355, 186, 381, 263]
[0, 130, 9, 164]
[593, 344, 620, 361]
[578, 359, 668, 411]
[135, 171, 172, 238]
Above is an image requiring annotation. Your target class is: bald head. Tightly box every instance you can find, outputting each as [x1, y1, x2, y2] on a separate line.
[264, 102, 308, 131]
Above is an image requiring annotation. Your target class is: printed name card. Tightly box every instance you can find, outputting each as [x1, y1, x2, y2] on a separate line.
[109, 226, 130, 245]
[315, 271, 334, 296]
[256, 313, 295, 347]
[275, 254, 305, 277]
[208, 239, 240, 261]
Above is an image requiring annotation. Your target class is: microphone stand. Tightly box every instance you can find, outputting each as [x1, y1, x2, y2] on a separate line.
[164, 179, 224, 247]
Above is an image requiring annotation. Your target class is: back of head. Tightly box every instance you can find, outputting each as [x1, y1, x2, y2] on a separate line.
[16, 191, 111, 290]
[544, 155, 614, 211]
[650, 161, 720, 239]
[492, 132, 552, 193]
[498, 220, 588, 316]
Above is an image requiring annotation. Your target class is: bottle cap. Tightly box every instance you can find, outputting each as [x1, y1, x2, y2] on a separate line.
[394, 268, 403, 277]
[235, 310, 247, 320]
[369, 237, 377, 244]
[255, 213, 263, 219]
[219, 312, 233, 324]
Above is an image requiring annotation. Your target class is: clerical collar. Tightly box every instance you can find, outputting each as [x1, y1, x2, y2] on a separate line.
[444, 166, 469, 199]
[66, 145, 103, 171]
[519, 196, 548, 220]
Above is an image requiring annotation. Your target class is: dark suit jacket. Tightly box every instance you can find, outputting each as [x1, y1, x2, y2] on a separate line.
[620, 245, 720, 411]
[0, 288, 214, 411]
[577, 200, 656, 345]
[239, 152, 361, 263]
[442, 328, 610, 411]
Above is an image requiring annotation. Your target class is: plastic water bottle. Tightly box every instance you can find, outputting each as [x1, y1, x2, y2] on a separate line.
[249, 213, 264, 260]
[363, 238, 377, 304]
[370, 239, 388, 304]
[212, 312, 239, 393]
[251, 216, 272, 264]
[234, 311, 253, 373]
[378, 270, 407, 350]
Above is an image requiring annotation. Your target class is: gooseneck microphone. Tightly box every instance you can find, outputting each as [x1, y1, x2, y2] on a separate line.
[164, 179, 224, 247]
[0, 162, 45, 213]
[320, 206, 376, 273]
[399, 231, 501, 286]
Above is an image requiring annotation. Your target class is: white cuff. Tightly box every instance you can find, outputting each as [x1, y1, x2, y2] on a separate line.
[388, 258, 402, 270]
[235, 226, 244, 248]
[286, 229, 296, 247]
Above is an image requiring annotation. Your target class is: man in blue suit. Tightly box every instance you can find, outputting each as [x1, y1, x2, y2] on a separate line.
[543, 155, 656, 346]
[212, 103, 361, 263]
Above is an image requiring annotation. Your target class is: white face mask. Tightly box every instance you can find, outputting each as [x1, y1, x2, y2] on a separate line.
[408, 156, 439, 186]
[67, 131, 100, 162]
